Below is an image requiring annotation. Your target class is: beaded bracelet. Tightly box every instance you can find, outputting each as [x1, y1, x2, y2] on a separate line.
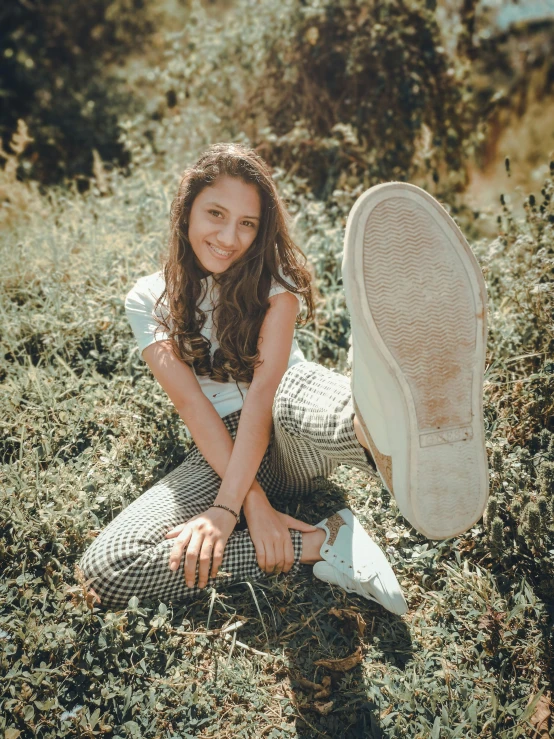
[210, 504, 240, 523]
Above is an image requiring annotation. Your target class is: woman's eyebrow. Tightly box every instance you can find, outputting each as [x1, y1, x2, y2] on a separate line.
[205, 201, 260, 221]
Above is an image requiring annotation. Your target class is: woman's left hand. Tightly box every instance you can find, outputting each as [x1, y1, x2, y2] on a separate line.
[165, 507, 237, 588]
[243, 489, 318, 575]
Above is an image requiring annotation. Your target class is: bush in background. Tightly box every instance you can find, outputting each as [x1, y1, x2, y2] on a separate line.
[0, 0, 162, 185]
[121, 0, 485, 200]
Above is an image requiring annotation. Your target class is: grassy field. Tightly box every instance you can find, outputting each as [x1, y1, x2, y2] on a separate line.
[1, 139, 553, 738]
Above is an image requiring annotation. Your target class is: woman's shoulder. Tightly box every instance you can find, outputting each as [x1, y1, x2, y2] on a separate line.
[268, 264, 302, 313]
[125, 270, 165, 305]
[270, 263, 298, 289]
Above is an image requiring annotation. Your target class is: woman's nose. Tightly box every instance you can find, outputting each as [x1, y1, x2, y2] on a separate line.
[216, 221, 237, 248]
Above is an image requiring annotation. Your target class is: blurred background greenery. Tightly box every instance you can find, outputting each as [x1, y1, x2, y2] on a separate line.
[1, 0, 553, 201]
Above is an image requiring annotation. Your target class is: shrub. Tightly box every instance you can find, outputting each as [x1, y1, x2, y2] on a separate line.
[0, 0, 162, 185]
[477, 162, 554, 596]
[122, 0, 484, 199]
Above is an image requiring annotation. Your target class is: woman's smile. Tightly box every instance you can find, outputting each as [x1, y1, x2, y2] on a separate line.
[207, 241, 235, 260]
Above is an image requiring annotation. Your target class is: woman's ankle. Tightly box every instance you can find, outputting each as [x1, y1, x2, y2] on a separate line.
[353, 414, 376, 467]
[300, 529, 325, 564]
[353, 414, 369, 450]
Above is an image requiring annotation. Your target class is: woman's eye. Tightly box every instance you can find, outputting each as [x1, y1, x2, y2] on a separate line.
[208, 210, 255, 228]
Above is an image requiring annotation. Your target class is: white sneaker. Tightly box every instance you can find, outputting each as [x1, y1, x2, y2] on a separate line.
[342, 182, 489, 540]
[313, 509, 408, 616]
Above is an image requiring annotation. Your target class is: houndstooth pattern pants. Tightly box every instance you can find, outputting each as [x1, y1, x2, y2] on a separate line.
[78, 362, 376, 609]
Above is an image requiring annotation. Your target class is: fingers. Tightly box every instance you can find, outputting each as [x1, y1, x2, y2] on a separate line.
[283, 533, 295, 574]
[265, 542, 277, 575]
[197, 539, 214, 589]
[168, 526, 192, 573]
[165, 516, 199, 539]
[165, 525, 186, 539]
[268, 539, 289, 576]
[266, 529, 296, 575]
[183, 531, 202, 588]
[210, 542, 225, 580]
[257, 532, 295, 576]
[254, 538, 267, 574]
[279, 513, 319, 533]
[274, 534, 295, 575]
[265, 543, 279, 575]
[168, 510, 236, 589]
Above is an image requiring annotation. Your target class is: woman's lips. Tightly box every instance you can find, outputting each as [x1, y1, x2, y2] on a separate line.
[207, 242, 234, 260]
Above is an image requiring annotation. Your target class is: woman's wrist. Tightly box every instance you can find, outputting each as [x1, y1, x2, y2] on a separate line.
[213, 491, 243, 516]
[209, 504, 240, 523]
[215, 481, 266, 515]
[243, 485, 269, 512]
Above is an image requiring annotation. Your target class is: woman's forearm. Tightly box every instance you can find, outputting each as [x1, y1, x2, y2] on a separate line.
[214, 381, 275, 512]
[143, 341, 270, 511]
[176, 388, 269, 509]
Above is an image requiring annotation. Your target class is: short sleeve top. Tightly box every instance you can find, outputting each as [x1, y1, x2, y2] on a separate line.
[124, 268, 306, 418]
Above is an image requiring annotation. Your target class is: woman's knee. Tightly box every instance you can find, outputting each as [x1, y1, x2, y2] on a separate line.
[77, 544, 107, 605]
[77, 521, 142, 589]
[272, 391, 301, 438]
[77, 535, 151, 609]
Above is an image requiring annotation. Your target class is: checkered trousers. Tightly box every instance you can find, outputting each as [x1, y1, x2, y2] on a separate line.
[78, 362, 376, 609]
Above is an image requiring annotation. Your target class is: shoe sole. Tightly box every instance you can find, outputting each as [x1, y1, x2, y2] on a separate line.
[342, 182, 489, 540]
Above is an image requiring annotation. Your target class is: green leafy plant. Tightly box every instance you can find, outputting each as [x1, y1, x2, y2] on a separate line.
[0, 0, 162, 185]
[476, 162, 554, 597]
[120, 0, 485, 200]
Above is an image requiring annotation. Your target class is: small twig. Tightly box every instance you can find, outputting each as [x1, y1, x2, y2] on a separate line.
[206, 586, 217, 631]
[240, 580, 270, 646]
[297, 712, 333, 738]
[220, 620, 245, 635]
[222, 634, 276, 659]
[259, 723, 295, 737]
[225, 630, 237, 667]
[175, 620, 247, 638]
[281, 607, 325, 638]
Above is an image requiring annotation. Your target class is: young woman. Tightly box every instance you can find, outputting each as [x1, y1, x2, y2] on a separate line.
[78, 143, 489, 616]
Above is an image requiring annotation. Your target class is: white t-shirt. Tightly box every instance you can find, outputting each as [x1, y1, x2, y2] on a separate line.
[125, 269, 306, 418]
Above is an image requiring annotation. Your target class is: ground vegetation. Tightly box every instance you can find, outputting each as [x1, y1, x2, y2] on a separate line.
[1, 1, 553, 737]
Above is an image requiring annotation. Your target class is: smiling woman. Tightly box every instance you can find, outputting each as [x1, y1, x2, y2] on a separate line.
[157, 144, 314, 386]
[187, 178, 261, 272]
[77, 142, 423, 618]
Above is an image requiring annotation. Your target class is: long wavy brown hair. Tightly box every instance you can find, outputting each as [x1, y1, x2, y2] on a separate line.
[155, 143, 315, 384]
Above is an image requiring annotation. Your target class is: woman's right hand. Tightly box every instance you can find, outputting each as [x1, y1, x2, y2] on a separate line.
[165, 506, 237, 588]
[243, 488, 318, 575]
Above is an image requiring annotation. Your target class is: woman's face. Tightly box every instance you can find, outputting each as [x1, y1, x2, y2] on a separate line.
[187, 175, 262, 275]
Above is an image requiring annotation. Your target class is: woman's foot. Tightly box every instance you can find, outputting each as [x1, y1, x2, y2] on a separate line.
[311, 509, 407, 615]
[342, 182, 489, 540]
